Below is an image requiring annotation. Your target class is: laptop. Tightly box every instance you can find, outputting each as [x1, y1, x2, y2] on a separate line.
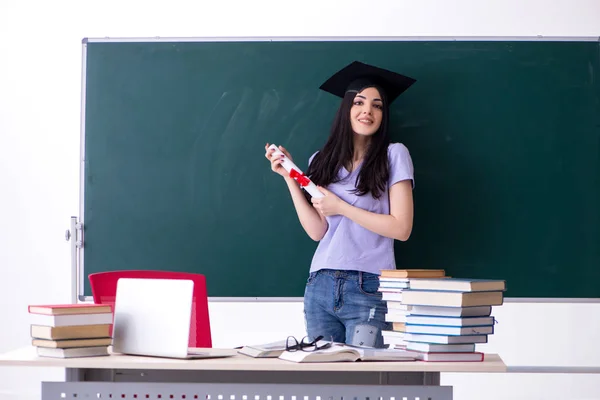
[112, 278, 236, 359]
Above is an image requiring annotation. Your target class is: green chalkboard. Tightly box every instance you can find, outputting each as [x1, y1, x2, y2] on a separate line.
[81, 39, 600, 298]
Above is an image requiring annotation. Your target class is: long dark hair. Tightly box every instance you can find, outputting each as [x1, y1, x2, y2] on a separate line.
[306, 87, 391, 199]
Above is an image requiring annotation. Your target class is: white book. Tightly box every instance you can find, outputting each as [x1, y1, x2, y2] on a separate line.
[406, 324, 494, 336]
[386, 302, 411, 311]
[383, 337, 408, 347]
[406, 315, 494, 327]
[32, 337, 112, 349]
[378, 287, 404, 293]
[30, 312, 113, 327]
[379, 282, 409, 289]
[410, 351, 484, 362]
[385, 313, 407, 323]
[382, 331, 406, 347]
[406, 342, 476, 353]
[386, 309, 409, 316]
[381, 292, 403, 302]
[409, 278, 505, 292]
[379, 278, 409, 283]
[401, 290, 503, 307]
[36, 346, 109, 358]
[382, 330, 405, 338]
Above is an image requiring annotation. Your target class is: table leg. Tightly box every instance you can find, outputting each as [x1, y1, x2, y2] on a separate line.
[65, 368, 84, 382]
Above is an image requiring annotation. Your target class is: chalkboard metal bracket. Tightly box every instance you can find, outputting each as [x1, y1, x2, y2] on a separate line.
[66, 216, 84, 303]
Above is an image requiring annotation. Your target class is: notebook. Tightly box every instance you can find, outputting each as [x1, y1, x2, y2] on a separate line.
[111, 278, 235, 359]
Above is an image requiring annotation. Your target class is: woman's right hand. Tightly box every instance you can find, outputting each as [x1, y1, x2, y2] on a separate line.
[265, 143, 293, 179]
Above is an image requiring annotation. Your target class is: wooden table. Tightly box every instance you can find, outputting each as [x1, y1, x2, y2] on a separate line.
[0, 347, 507, 400]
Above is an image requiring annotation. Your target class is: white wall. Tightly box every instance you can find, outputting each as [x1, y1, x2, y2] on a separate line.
[1, 1, 599, 399]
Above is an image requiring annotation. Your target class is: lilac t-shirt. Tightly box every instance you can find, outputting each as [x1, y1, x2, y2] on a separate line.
[309, 143, 414, 275]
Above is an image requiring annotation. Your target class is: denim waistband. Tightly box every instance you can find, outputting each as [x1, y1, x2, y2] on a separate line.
[313, 269, 378, 280]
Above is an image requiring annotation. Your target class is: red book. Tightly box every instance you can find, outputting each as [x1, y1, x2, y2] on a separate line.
[28, 304, 112, 316]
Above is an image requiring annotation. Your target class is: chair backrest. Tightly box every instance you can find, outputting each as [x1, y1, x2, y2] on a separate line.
[88, 270, 212, 348]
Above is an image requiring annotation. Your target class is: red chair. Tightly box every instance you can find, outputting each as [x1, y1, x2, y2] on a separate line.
[88, 270, 212, 348]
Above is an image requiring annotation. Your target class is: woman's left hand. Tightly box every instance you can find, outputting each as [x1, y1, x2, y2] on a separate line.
[311, 186, 344, 217]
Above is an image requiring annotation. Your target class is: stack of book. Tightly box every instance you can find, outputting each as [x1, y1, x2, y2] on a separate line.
[28, 303, 113, 358]
[378, 269, 446, 349]
[400, 278, 506, 362]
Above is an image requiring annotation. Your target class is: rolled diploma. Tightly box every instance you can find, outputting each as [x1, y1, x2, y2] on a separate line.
[268, 144, 324, 198]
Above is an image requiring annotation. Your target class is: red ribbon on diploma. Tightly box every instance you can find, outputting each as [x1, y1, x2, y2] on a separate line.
[290, 169, 310, 187]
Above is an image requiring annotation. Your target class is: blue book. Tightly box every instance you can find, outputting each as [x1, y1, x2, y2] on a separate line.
[405, 323, 494, 336]
[406, 314, 494, 327]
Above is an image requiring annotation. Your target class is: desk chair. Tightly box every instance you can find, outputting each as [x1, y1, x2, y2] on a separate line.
[88, 270, 212, 348]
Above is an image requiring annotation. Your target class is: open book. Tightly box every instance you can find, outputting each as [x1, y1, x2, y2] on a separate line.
[238, 337, 332, 358]
[237, 340, 288, 358]
[278, 344, 415, 363]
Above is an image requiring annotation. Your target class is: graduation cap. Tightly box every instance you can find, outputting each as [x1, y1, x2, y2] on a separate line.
[319, 61, 416, 104]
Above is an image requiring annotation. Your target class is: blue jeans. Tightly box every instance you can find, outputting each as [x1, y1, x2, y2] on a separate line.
[303, 269, 391, 348]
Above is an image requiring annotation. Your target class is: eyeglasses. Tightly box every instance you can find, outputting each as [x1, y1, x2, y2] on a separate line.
[285, 335, 333, 352]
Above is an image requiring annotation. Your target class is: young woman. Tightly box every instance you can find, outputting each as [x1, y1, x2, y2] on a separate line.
[265, 61, 416, 348]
